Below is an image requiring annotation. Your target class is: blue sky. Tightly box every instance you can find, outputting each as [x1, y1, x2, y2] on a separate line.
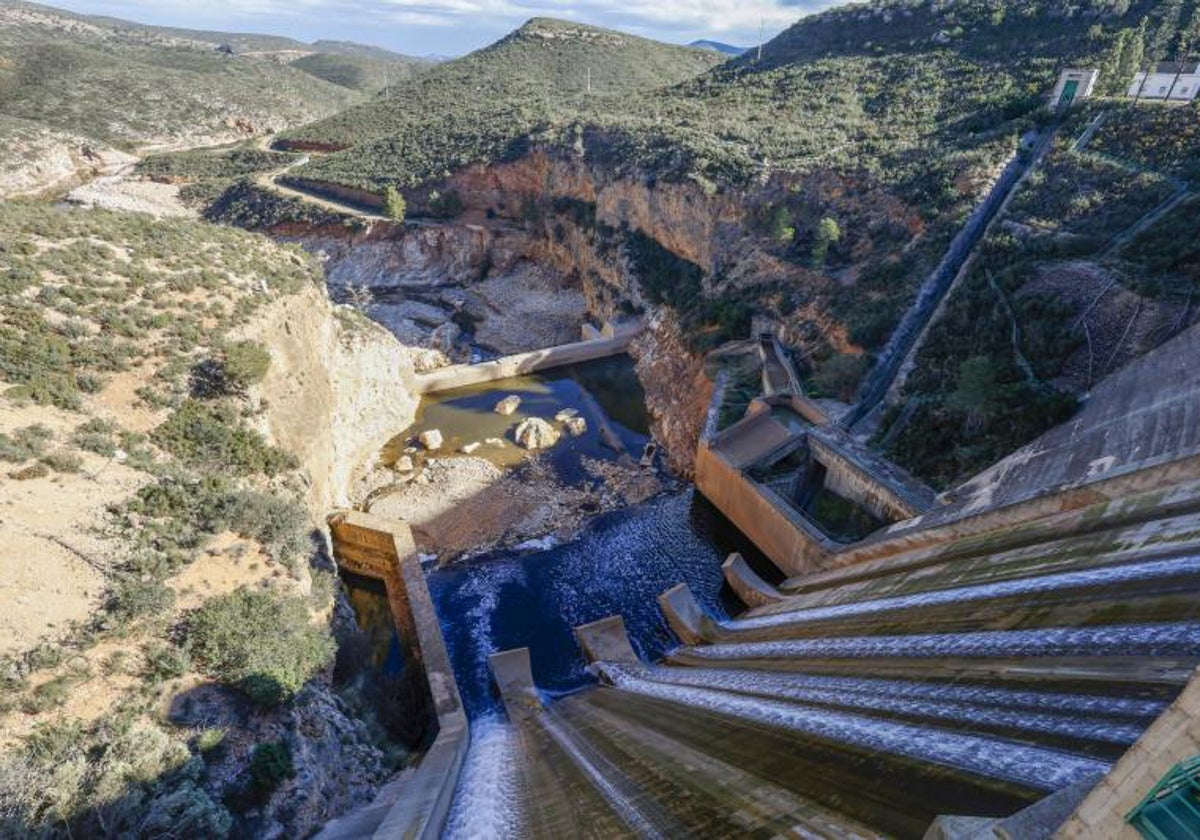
[50, 0, 837, 56]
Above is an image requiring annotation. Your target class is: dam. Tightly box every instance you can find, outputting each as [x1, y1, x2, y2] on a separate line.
[322, 320, 1200, 839]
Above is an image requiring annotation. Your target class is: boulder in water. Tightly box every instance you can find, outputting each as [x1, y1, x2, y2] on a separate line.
[564, 416, 588, 437]
[514, 417, 560, 450]
[396, 455, 415, 473]
[461, 442, 481, 454]
[494, 395, 522, 416]
[419, 429, 444, 451]
[554, 408, 579, 422]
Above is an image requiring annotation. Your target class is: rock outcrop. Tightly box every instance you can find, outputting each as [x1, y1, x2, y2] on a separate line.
[630, 313, 713, 479]
[239, 282, 422, 512]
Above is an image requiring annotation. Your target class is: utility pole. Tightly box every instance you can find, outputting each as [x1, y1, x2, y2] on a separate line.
[757, 19, 764, 63]
[586, 66, 592, 94]
[1133, 63, 1149, 103]
[1164, 42, 1192, 101]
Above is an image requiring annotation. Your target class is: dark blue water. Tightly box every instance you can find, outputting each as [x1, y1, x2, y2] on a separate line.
[427, 489, 770, 719]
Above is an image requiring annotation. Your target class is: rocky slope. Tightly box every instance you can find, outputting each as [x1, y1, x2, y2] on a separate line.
[242, 282, 421, 513]
[0, 199, 426, 837]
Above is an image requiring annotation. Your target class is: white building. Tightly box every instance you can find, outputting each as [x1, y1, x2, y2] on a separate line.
[1050, 68, 1099, 110]
[1129, 63, 1200, 102]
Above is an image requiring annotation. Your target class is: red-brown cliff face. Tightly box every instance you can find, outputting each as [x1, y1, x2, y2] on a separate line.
[269, 146, 929, 476]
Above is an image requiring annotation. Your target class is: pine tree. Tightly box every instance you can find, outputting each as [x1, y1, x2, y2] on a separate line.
[383, 186, 406, 222]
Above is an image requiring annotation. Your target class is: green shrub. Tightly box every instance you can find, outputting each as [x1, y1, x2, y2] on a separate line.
[195, 728, 227, 756]
[383, 186, 406, 222]
[812, 352, 869, 401]
[813, 217, 842, 267]
[72, 418, 117, 456]
[22, 676, 73, 714]
[188, 588, 334, 707]
[152, 400, 295, 476]
[0, 424, 53, 462]
[221, 341, 271, 389]
[142, 642, 191, 683]
[225, 740, 294, 812]
[106, 578, 176, 626]
[249, 741, 294, 796]
[41, 450, 83, 473]
[223, 490, 311, 565]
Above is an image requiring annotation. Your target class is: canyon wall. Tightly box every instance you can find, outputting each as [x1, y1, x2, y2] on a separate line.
[239, 281, 422, 512]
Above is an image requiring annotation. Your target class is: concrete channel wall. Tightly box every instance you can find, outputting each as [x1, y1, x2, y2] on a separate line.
[1057, 666, 1200, 838]
[694, 440, 838, 576]
[414, 322, 642, 395]
[318, 512, 468, 840]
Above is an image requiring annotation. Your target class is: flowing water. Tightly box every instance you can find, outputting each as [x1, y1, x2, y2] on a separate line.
[428, 490, 770, 719]
[349, 354, 773, 715]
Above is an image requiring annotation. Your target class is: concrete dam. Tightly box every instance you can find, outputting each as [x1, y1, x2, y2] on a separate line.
[322, 321, 1200, 839]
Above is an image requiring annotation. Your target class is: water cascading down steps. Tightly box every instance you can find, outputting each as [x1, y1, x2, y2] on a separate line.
[444, 517, 1200, 839]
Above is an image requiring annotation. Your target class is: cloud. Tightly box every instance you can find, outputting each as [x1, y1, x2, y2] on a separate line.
[51, 0, 837, 54]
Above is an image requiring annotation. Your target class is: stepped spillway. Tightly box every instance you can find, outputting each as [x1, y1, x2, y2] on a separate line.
[438, 486, 1200, 837]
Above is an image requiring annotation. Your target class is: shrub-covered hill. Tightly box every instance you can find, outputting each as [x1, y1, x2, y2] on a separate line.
[0, 1, 426, 155]
[881, 100, 1200, 488]
[0, 199, 408, 836]
[279, 17, 726, 162]
[294, 0, 1198, 196]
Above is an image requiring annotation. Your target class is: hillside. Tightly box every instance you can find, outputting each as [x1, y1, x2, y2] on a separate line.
[689, 40, 748, 56]
[280, 17, 726, 173]
[883, 100, 1200, 487]
[0, 1, 432, 197]
[0, 198, 427, 836]
[271, 0, 1199, 488]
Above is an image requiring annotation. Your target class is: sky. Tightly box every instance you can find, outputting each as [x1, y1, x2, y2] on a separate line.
[48, 0, 839, 57]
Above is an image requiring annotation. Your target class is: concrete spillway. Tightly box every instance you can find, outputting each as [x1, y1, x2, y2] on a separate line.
[437, 490, 1200, 838]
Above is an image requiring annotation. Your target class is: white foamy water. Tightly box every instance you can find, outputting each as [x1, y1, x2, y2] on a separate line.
[458, 562, 529, 695]
[631, 668, 1164, 718]
[632, 666, 1144, 745]
[444, 716, 523, 839]
[734, 555, 1200, 630]
[682, 622, 1200, 660]
[597, 664, 1110, 791]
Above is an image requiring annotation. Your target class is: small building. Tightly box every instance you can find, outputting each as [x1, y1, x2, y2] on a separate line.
[1129, 62, 1200, 102]
[1050, 68, 1099, 110]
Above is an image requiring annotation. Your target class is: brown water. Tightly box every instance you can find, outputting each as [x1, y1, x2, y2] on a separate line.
[381, 355, 652, 482]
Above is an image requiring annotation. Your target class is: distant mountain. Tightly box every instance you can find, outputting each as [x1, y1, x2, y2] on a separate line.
[285, 16, 725, 183]
[688, 39, 748, 56]
[0, 1, 374, 152]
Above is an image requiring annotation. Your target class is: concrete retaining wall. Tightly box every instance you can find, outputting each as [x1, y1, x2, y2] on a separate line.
[414, 325, 641, 395]
[318, 512, 468, 840]
[1057, 666, 1200, 838]
[695, 441, 836, 576]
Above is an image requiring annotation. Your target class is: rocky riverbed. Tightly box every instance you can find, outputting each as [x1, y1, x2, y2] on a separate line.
[350, 355, 666, 562]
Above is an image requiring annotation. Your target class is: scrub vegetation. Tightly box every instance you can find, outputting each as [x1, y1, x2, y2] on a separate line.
[0, 201, 395, 837]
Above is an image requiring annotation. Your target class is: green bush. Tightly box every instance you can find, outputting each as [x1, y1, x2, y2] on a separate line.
[152, 400, 295, 476]
[188, 588, 334, 707]
[0, 424, 53, 462]
[142, 642, 191, 683]
[223, 490, 311, 565]
[72, 418, 117, 457]
[812, 352, 869, 401]
[221, 341, 271, 389]
[106, 578, 176, 626]
[41, 451, 83, 473]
